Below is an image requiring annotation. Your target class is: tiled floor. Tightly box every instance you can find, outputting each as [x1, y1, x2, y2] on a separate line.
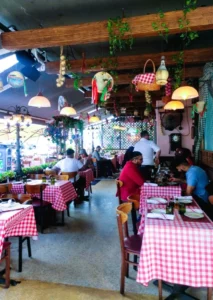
[7, 180, 210, 299]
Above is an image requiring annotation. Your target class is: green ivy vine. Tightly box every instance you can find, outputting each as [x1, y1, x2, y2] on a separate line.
[152, 0, 199, 89]
[107, 16, 134, 56]
[66, 61, 82, 90]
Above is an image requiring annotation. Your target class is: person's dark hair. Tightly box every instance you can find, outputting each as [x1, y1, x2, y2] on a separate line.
[175, 159, 190, 167]
[122, 146, 134, 167]
[131, 151, 142, 160]
[67, 148, 75, 156]
[141, 130, 149, 138]
[175, 147, 191, 158]
[80, 149, 88, 156]
[96, 146, 101, 150]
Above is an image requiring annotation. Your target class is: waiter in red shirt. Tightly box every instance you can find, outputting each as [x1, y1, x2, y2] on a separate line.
[119, 151, 145, 201]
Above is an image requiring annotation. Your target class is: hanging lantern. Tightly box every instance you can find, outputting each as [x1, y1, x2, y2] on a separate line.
[28, 92, 51, 108]
[156, 56, 169, 85]
[134, 110, 139, 116]
[120, 107, 126, 115]
[89, 115, 100, 123]
[92, 72, 114, 105]
[60, 106, 77, 116]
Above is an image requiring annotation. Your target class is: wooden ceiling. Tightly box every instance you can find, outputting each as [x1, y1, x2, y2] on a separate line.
[0, 1, 213, 118]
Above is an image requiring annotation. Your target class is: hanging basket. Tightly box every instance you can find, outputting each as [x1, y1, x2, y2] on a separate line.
[132, 59, 160, 91]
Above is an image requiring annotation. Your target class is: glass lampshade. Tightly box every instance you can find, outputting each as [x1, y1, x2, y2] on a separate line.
[172, 86, 199, 100]
[164, 100, 184, 110]
[89, 115, 100, 123]
[60, 106, 77, 116]
[28, 92, 51, 108]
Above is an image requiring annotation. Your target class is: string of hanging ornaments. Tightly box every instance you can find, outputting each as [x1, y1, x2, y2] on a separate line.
[56, 46, 66, 87]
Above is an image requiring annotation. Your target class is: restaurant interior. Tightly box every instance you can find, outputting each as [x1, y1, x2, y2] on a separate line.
[0, 0, 213, 299]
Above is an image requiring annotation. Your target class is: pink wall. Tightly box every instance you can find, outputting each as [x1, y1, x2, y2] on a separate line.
[156, 100, 194, 156]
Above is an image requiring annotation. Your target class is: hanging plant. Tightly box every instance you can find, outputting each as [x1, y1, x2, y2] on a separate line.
[66, 62, 82, 90]
[107, 16, 134, 56]
[152, 10, 170, 43]
[144, 91, 152, 117]
[171, 51, 184, 90]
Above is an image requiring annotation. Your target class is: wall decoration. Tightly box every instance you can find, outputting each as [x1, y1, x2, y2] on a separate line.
[7, 71, 27, 96]
[92, 71, 114, 105]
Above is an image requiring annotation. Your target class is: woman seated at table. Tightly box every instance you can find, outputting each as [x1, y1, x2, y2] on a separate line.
[118, 151, 144, 201]
[92, 146, 115, 177]
[79, 149, 94, 171]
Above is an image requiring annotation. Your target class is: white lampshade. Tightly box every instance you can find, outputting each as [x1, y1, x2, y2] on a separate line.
[172, 86, 199, 100]
[89, 115, 100, 123]
[164, 100, 184, 110]
[28, 92, 51, 108]
[60, 106, 77, 116]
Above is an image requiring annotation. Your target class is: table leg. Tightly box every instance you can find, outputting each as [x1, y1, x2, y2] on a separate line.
[207, 287, 212, 300]
[0, 269, 21, 287]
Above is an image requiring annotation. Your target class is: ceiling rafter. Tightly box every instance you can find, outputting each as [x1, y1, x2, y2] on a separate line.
[47, 48, 211, 74]
[1, 6, 213, 50]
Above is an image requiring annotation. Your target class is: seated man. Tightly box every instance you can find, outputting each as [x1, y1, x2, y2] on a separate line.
[53, 148, 86, 200]
[171, 160, 210, 214]
[92, 145, 115, 177]
[119, 151, 144, 201]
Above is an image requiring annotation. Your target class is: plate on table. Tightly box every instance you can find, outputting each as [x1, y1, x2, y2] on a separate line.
[147, 197, 167, 204]
[13, 181, 22, 184]
[178, 199, 193, 204]
[151, 208, 166, 214]
[184, 212, 204, 219]
[167, 182, 179, 186]
[0, 198, 16, 202]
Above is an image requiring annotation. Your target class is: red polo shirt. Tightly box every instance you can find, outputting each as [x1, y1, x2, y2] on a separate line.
[119, 161, 144, 201]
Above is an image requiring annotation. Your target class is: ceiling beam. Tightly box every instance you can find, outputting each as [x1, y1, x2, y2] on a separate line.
[65, 66, 202, 89]
[1, 6, 213, 50]
[47, 48, 209, 74]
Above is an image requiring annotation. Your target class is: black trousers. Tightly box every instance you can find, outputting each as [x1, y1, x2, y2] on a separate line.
[73, 177, 86, 199]
[193, 195, 213, 221]
[140, 165, 154, 181]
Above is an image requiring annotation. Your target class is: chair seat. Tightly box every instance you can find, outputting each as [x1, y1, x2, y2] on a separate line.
[3, 241, 11, 249]
[124, 235, 142, 254]
[32, 199, 50, 207]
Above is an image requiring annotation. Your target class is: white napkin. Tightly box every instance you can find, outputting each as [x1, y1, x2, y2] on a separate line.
[144, 183, 158, 187]
[176, 196, 193, 200]
[147, 213, 175, 220]
[147, 198, 167, 204]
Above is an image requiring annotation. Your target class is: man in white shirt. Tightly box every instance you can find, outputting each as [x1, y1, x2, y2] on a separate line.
[134, 130, 161, 180]
[53, 148, 86, 200]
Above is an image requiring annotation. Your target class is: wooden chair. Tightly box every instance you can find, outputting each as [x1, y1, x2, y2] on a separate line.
[44, 170, 56, 177]
[127, 194, 140, 235]
[92, 158, 98, 178]
[24, 184, 49, 234]
[55, 175, 69, 181]
[0, 241, 11, 288]
[30, 174, 45, 180]
[61, 172, 77, 181]
[2, 194, 32, 272]
[116, 203, 143, 295]
[0, 183, 12, 195]
[116, 179, 123, 205]
[61, 172, 77, 217]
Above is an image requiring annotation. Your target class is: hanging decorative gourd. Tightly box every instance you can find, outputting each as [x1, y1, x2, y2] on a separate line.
[156, 56, 169, 85]
[92, 71, 114, 105]
[144, 91, 152, 116]
[7, 71, 28, 96]
[56, 46, 66, 88]
[191, 101, 206, 118]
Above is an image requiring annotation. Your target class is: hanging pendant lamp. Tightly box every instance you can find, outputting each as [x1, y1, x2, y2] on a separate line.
[164, 100, 184, 110]
[172, 85, 199, 100]
[60, 106, 77, 116]
[89, 115, 100, 123]
[28, 92, 51, 108]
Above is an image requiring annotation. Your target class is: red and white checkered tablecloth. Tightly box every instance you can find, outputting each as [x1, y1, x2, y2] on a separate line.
[79, 169, 94, 190]
[139, 185, 182, 234]
[11, 180, 77, 211]
[137, 201, 213, 288]
[0, 206, 37, 258]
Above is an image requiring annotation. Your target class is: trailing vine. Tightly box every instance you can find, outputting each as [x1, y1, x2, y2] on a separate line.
[152, 0, 199, 89]
[66, 61, 82, 90]
[152, 10, 169, 43]
[107, 16, 134, 56]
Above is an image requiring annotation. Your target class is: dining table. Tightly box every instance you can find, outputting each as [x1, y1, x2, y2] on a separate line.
[137, 192, 213, 299]
[0, 205, 38, 258]
[11, 180, 77, 211]
[79, 169, 94, 191]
